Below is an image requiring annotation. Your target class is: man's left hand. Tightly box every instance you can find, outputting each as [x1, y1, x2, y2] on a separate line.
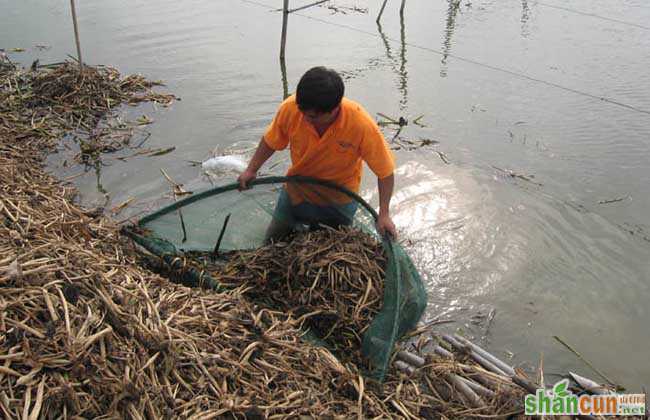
[377, 213, 397, 239]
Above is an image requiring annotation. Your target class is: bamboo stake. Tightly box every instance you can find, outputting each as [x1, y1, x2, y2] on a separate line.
[280, 0, 289, 60]
[69, 0, 83, 72]
[280, 55, 289, 99]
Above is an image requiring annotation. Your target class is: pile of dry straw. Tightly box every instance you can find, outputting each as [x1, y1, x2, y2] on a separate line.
[1, 58, 542, 418]
[178, 226, 386, 365]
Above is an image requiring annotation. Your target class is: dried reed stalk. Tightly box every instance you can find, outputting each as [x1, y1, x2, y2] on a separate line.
[186, 226, 385, 365]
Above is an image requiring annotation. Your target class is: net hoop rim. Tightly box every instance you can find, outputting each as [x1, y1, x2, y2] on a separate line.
[138, 175, 379, 226]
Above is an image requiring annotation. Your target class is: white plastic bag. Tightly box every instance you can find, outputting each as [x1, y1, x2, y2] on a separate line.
[201, 155, 248, 175]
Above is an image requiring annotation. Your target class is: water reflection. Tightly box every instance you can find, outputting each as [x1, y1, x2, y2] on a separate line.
[521, 0, 531, 38]
[398, 13, 408, 110]
[441, 0, 462, 78]
[376, 161, 502, 320]
[376, 15, 408, 109]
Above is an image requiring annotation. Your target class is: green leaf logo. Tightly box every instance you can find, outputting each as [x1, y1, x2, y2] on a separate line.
[553, 379, 570, 397]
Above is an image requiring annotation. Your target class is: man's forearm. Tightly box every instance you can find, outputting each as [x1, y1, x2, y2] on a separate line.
[246, 137, 276, 173]
[377, 174, 394, 216]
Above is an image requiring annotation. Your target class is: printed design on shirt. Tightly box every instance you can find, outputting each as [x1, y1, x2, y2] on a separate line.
[336, 140, 355, 153]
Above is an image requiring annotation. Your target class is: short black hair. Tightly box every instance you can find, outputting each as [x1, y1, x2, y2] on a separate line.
[296, 66, 344, 113]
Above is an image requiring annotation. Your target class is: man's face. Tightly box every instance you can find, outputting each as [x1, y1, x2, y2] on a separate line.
[301, 107, 339, 127]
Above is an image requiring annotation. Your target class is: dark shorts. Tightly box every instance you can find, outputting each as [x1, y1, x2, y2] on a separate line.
[273, 188, 358, 229]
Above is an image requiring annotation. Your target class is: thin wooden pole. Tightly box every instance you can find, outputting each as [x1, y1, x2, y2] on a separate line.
[280, 55, 289, 99]
[280, 0, 289, 60]
[213, 214, 231, 257]
[376, 0, 389, 23]
[400, 0, 406, 17]
[69, 0, 83, 71]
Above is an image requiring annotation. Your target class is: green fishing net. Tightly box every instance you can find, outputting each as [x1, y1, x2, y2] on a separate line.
[126, 176, 426, 381]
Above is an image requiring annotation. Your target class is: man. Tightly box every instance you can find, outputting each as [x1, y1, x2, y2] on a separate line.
[237, 66, 397, 239]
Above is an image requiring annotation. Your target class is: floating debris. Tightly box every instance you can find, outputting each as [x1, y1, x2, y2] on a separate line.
[437, 150, 450, 164]
[412, 114, 427, 127]
[324, 2, 368, 14]
[146, 146, 176, 157]
[110, 197, 136, 215]
[492, 165, 543, 186]
[598, 196, 629, 205]
[0, 59, 176, 172]
[377, 112, 407, 127]
[378, 113, 433, 149]
[135, 114, 154, 125]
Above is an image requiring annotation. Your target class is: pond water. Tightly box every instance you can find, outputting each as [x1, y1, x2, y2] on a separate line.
[2, 0, 649, 389]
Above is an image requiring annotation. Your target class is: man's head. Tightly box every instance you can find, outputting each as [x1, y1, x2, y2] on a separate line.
[296, 66, 344, 126]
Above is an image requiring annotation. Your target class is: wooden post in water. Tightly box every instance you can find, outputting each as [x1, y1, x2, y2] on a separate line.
[400, 0, 406, 17]
[280, 0, 289, 60]
[280, 55, 289, 99]
[69, 0, 83, 71]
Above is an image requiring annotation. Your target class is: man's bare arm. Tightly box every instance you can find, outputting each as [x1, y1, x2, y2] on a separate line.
[377, 173, 397, 238]
[238, 137, 275, 189]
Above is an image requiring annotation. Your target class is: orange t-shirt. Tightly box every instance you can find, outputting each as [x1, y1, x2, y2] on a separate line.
[264, 95, 394, 204]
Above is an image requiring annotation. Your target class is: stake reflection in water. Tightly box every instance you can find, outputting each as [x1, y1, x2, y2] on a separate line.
[521, 0, 531, 38]
[441, 0, 461, 78]
[399, 11, 408, 110]
[377, 0, 406, 22]
[376, 14, 409, 109]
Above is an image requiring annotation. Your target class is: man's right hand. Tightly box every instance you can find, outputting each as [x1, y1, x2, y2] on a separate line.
[237, 169, 257, 190]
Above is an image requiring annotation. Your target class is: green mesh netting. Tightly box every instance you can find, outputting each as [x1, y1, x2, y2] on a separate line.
[125, 176, 426, 381]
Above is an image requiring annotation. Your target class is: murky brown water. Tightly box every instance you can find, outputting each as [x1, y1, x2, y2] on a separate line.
[3, 0, 649, 389]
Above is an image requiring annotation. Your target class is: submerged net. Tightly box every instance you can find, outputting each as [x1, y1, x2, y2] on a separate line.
[129, 176, 428, 381]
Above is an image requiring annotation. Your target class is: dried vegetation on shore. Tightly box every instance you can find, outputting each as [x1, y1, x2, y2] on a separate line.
[0, 58, 578, 419]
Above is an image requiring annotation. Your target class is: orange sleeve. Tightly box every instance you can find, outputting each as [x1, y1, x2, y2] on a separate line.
[263, 97, 293, 151]
[359, 117, 395, 179]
